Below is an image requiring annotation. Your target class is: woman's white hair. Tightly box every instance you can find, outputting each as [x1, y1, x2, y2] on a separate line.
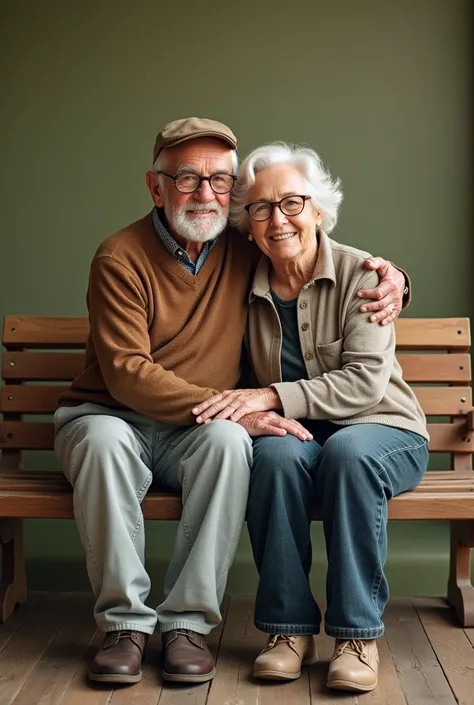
[229, 142, 343, 234]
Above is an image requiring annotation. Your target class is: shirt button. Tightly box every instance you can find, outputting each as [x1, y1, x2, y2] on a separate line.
[304, 352, 314, 361]
[301, 322, 310, 331]
[177, 250, 184, 256]
[300, 301, 308, 309]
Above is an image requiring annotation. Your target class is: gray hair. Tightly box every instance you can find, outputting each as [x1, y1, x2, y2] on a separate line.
[229, 142, 343, 234]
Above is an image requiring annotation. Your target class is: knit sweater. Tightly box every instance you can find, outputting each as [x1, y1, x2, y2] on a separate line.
[60, 213, 257, 425]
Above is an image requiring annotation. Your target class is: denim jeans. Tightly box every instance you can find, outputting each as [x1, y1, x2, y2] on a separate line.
[247, 422, 428, 639]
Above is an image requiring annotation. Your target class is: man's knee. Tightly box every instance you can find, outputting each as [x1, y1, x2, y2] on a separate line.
[194, 420, 252, 484]
[200, 420, 252, 455]
[56, 415, 143, 484]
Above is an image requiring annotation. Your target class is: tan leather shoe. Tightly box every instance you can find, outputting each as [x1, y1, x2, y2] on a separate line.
[253, 634, 318, 680]
[327, 638, 379, 692]
[89, 630, 148, 683]
[162, 629, 216, 683]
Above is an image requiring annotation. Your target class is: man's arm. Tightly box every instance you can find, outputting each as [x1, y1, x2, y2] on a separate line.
[358, 257, 410, 325]
[88, 255, 218, 425]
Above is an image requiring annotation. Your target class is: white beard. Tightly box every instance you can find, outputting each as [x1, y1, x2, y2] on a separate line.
[165, 200, 228, 243]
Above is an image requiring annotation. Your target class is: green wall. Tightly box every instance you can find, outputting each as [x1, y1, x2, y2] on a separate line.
[1, 0, 472, 597]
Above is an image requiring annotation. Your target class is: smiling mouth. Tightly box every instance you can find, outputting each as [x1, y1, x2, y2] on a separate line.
[186, 210, 218, 216]
[271, 232, 296, 241]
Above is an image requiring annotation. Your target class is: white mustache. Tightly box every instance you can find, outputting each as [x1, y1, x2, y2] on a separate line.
[184, 203, 220, 214]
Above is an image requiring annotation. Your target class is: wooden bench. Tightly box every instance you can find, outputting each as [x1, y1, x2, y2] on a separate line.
[1, 316, 473, 626]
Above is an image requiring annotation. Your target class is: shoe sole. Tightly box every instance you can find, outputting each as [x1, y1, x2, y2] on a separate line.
[254, 655, 319, 681]
[162, 667, 216, 683]
[327, 678, 378, 692]
[89, 670, 142, 684]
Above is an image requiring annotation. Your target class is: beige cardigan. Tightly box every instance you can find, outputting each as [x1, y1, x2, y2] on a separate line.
[246, 230, 429, 441]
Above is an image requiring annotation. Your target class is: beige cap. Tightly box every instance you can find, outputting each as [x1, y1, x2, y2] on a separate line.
[153, 117, 237, 163]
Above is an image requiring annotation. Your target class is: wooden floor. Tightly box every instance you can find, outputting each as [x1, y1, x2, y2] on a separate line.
[0, 594, 473, 705]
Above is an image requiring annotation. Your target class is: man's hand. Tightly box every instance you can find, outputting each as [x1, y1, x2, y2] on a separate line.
[193, 388, 281, 423]
[237, 411, 313, 440]
[358, 257, 406, 326]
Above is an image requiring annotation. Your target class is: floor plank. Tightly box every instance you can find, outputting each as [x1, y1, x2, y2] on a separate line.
[0, 595, 39, 654]
[414, 597, 474, 705]
[56, 630, 114, 705]
[0, 595, 68, 705]
[206, 594, 262, 705]
[366, 635, 407, 705]
[464, 628, 474, 648]
[10, 596, 97, 705]
[384, 600, 457, 705]
[1, 594, 472, 705]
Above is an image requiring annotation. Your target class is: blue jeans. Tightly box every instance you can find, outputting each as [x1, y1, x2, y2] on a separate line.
[247, 422, 428, 639]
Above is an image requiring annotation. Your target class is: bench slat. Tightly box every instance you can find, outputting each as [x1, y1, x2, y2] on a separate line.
[2, 352, 85, 381]
[397, 354, 471, 383]
[3, 316, 470, 350]
[0, 488, 472, 520]
[1, 421, 472, 452]
[2, 351, 471, 384]
[3, 316, 89, 349]
[413, 387, 472, 416]
[394, 318, 470, 350]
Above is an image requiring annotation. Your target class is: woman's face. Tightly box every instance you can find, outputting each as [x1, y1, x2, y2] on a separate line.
[246, 165, 322, 263]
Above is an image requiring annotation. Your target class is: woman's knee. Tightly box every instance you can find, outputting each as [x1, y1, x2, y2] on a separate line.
[252, 435, 318, 487]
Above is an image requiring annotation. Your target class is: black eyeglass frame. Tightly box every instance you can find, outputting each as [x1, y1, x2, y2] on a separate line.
[244, 195, 311, 221]
[156, 170, 237, 194]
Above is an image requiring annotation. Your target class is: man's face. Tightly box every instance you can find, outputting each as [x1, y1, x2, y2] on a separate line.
[146, 137, 235, 243]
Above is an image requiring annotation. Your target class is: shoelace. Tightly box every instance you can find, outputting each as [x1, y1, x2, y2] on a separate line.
[265, 634, 296, 652]
[337, 639, 367, 658]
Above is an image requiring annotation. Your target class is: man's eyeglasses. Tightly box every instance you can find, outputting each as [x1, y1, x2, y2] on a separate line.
[245, 195, 311, 222]
[156, 171, 237, 194]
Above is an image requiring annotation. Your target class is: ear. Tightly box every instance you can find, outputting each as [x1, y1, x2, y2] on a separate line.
[146, 171, 164, 207]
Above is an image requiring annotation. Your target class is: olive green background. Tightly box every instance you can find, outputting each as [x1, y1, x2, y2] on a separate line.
[1, 0, 472, 597]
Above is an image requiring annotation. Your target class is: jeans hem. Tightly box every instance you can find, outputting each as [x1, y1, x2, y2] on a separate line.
[325, 624, 384, 639]
[255, 620, 320, 636]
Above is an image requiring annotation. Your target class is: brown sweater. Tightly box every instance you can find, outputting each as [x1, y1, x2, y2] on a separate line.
[60, 213, 257, 425]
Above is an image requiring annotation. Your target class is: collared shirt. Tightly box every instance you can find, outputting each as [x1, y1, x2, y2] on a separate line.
[151, 207, 217, 275]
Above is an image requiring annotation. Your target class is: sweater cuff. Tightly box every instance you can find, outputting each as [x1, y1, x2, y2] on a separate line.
[394, 265, 411, 309]
[271, 382, 308, 419]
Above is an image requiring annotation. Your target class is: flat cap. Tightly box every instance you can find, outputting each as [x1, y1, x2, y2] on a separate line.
[153, 117, 237, 163]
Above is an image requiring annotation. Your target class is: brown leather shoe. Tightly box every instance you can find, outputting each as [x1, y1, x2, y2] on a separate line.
[327, 638, 379, 692]
[89, 630, 148, 683]
[253, 634, 318, 680]
[162, 629, 215, 683]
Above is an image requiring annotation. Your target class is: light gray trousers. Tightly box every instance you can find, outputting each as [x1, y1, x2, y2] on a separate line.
[54, 403, 252, 635]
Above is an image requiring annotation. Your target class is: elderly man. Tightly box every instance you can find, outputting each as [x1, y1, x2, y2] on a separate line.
[55, 117, 408, 686]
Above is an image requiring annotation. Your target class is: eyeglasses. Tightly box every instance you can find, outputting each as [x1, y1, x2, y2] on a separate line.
[156, 171, 237, 194]
[245, 195, 311, 221]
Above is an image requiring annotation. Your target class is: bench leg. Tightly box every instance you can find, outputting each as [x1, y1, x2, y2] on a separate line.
[0, 518, 28, 623]
[447, 520, 474, 627]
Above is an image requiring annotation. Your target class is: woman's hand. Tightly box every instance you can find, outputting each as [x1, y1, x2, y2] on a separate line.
[193, 388, 282, 423]
[237, 411, 313, 440]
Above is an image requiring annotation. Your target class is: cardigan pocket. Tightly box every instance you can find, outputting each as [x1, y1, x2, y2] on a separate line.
[316, 337, 344, 373]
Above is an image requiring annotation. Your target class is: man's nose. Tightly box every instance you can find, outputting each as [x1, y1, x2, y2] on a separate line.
[193, 178, 215, 202]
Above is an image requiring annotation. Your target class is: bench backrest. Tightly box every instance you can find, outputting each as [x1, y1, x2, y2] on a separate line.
[1, 316, 472, 472]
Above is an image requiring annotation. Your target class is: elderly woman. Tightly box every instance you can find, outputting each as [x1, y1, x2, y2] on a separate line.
[193, 143, 429, 693]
